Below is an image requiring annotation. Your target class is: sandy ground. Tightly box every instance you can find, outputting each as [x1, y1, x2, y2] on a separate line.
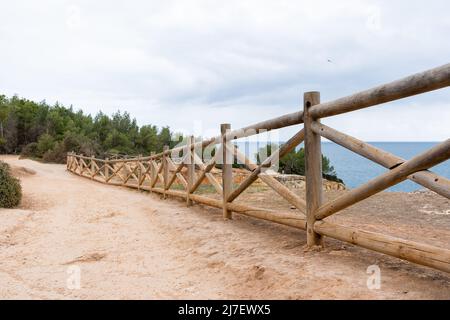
[0, 155, 449, 299]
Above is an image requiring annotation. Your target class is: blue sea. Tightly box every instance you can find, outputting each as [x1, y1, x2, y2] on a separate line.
[234, 141, 450, 192]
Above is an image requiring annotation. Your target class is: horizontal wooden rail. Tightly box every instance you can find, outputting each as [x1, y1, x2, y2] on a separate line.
[311, 122, 450, 199]
[66, 62, 450, 275]
[67, 152, 450, 274]
[149, 187, 307, 230]
[315, 139, 450, 220]
[314, 221, 450, 273]
[309, 63, 450, 119]
[227, 128, 305, 203]
[189, 154, 218, 193]
[106, 64, 450, 164]
[231, 144, 307, 214]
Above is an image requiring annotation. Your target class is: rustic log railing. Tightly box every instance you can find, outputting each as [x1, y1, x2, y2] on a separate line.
[67, 63, 450, 273]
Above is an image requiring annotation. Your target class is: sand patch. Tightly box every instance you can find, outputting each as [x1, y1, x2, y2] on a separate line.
[0, 155, 449, 300]
[11, 166, 36, 178]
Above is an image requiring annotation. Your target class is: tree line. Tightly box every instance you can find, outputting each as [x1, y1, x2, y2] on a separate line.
[0, 93, 342, 183]
[0, 94, 180, 163]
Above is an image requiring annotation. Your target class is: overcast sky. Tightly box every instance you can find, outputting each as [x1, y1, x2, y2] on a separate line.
[0, 0, 449, 141]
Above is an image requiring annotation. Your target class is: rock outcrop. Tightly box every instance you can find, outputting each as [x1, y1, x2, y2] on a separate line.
[272, 173, 346, 191]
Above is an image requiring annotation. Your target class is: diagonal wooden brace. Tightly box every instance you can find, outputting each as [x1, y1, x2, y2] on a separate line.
[315, 139, 450, 220]
[227, 128, 305, 203]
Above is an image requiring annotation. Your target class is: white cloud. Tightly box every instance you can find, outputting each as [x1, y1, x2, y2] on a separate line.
[0, 0, 449, 141]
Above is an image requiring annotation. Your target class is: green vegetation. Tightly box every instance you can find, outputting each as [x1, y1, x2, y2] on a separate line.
[0, 94, 181, 163]
[256, 144, 343, 184]
[0, 94, 342, 184]
[0, 161, 22, 208]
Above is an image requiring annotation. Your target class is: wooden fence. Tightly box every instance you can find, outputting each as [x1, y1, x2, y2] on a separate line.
[67, 63, 450, 273]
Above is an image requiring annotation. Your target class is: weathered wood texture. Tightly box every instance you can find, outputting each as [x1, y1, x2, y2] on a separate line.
[221, 123, 233, 219]
[309, 63, 450, 119]
[311, 122, 450, 199]
[314, 221, 450, 273]
[315, 139, 450, 220]
[186, 136, 195, 206]
[231, 145, 306, 213]
[66, 63, 450, 274]
[304, 92, 324, 247]
[227, 128, 305, 203]
[105, 63, 450, 163]
[163, 145, 169, 199]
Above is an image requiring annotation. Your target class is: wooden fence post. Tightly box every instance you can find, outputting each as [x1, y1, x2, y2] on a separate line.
[79, 154, 84, 174]
[304, 91, 324, 247]
[105, 158, 109, 182]
[61, 64, 450, 275]
[150, 151, 155, 193]
[163, 145, 169, 199]
[90, 155, 95, 180]
[137, 155, 142, 190]
[187, 136, 195, 206]
[221, 123, 232, 219]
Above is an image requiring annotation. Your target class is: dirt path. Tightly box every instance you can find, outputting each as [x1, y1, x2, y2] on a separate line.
[1, 155, 449, 299]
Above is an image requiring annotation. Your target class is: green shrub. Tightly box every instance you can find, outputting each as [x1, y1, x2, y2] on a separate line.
[0, 161, 22, 208]
[0, 137, 6, 148]
[37, 134, 55, 156]
[255, 145, 344, 184]
[62, 133, 82, 153]
[20, 142, 39, 158]
[42, 142, 67, 163]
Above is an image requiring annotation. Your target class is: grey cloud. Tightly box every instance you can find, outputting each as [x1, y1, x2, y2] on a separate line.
[0, 0, 448, 141]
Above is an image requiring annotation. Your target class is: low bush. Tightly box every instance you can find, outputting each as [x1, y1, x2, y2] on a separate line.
[256, 145, 344, 184]
[0, 161, 22, 208]
[20, 142, 39, 158]
[42, 142, 67, 163]
[37, 134, 55, 157]
[40, 133, 101, 164]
